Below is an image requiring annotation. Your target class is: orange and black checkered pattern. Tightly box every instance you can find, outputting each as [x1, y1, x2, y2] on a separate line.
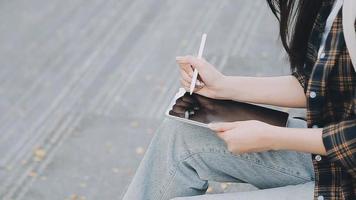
[292, 1, 356, 199]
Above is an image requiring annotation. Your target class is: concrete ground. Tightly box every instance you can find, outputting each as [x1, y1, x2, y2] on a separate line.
[0, 0, 305, 199]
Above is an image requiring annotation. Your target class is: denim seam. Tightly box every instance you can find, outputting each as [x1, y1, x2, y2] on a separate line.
[156, 166, 178, 200]
[178, 149, 312, 181]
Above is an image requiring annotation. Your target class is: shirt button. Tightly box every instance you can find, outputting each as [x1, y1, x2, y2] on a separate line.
[317, 195, 324, 200]
[315, 155, 322, 162]
[320, 52, 326, 59]
[310, 91, 317, 98]
[312, 125, 319, 128]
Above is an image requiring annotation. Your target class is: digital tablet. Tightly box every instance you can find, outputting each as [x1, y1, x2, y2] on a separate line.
[165, 88, 289, 128]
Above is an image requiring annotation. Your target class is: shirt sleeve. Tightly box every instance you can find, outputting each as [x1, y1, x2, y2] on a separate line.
[291, 70, 306, 89]
[322, 117, 356, 174]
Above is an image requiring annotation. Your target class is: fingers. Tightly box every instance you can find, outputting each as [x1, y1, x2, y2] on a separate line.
[208, 122, 238, 132]
[213, 130, 239, 154]
[180, 76, 204, 92]
[180, 71, 205, 88]
[178, 62, 194, 76]
[180, 78, 190, 91]
[176, 55, 205, 71]
[180, 69, 192, 83]
[177, 55, 207, 94]
[215, 131, 229, 141]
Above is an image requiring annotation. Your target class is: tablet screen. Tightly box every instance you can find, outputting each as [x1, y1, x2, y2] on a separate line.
[165, 88, 289, 127]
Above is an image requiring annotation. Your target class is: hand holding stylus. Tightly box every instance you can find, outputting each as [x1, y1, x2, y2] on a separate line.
[176, 33, 226, 99]
[176, 55, 225, 100]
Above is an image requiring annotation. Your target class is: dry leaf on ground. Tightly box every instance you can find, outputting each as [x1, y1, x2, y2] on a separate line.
[135, 147, 145, 155]
[33, 147, 46, 161]
[28, 171, 37, 177]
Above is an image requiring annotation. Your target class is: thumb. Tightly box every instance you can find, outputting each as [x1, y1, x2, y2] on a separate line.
[176, 55, 205, 71]
[208, 122, 237, 132]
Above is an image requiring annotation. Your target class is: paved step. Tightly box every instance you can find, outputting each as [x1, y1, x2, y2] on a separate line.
[0, 0, 302, 199]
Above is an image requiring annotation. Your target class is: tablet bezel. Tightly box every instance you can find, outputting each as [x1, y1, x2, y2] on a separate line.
[165, 88, 289, 128]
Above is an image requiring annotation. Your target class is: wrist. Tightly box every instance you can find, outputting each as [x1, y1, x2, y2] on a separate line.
[213, 75, 231, 99]
[266, 125, 285, 151]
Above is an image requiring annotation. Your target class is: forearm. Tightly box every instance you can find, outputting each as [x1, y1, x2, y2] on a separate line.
[216, 75, 306, 108]
[271, 126, 327, 155]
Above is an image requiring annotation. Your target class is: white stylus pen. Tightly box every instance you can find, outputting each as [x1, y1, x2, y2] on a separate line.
[189, 33, 207, 95]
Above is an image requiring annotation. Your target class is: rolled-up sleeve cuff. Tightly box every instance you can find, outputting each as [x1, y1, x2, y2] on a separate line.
[291, 71, 306, 89]
[322, 119, 356, 174]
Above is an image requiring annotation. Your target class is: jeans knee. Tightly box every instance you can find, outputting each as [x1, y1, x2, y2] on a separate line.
[154, 118, 187, 141]
[153, 118, 225, 160]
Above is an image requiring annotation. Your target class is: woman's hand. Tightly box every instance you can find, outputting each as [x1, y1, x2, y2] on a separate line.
[176, 55, 226, 99]
[208, 120, 278, 154]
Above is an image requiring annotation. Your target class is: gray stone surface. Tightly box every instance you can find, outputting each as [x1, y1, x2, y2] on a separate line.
[0, 0, 305, 199]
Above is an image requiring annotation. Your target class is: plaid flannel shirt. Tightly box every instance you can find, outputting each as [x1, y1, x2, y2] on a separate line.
[292, 1, 356, 199]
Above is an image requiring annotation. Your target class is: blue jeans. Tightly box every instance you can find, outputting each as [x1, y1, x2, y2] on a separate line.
[123, 118, 315, 200]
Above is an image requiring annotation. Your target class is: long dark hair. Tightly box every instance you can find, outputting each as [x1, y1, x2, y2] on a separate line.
[266, 0, 322, 71]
